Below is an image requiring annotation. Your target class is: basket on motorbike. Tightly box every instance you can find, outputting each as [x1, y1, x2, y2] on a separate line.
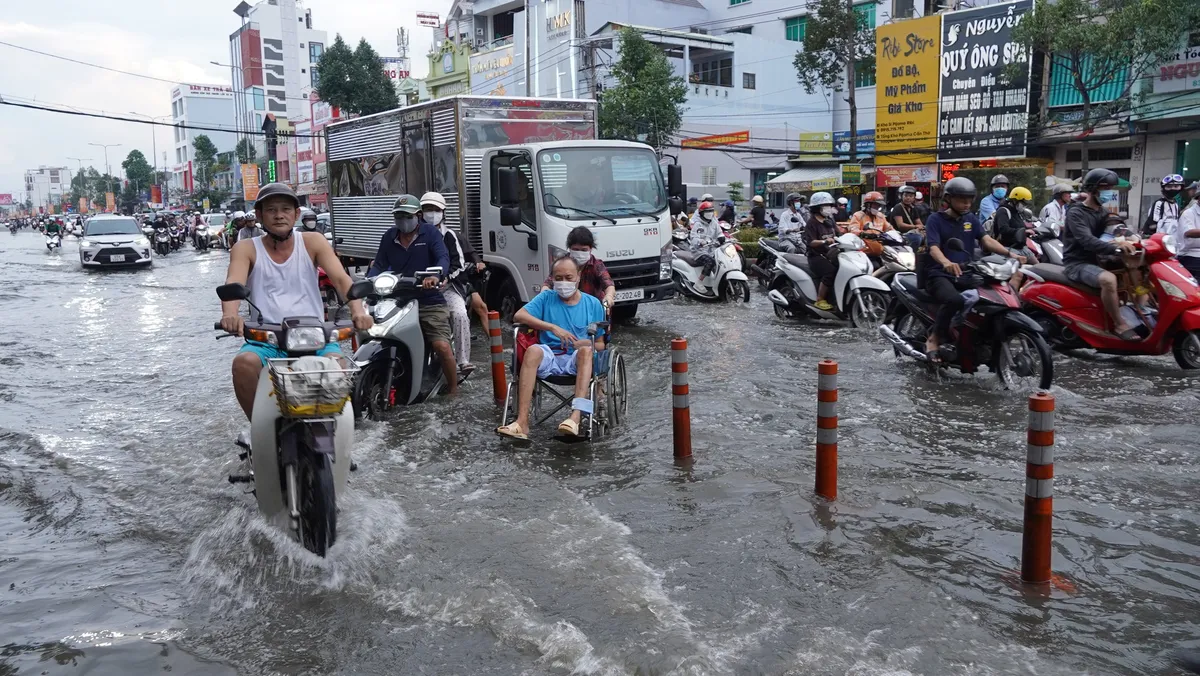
[267, 358, 358, 417]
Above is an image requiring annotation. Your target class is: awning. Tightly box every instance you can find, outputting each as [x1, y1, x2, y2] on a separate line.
[766, 166, 874, 192]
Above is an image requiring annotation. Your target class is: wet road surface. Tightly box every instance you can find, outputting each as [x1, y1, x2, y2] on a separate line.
[1, 230, 1198, 675]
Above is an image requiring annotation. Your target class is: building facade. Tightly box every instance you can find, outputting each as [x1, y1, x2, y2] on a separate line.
[170, 83, 238, 192]
[24, 166, 72, 212]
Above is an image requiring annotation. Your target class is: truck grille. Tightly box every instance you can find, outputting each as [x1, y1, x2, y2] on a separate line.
[606, 256, 660, 289]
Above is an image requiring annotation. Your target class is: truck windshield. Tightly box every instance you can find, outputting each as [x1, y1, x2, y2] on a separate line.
[538, 148, 667, 222]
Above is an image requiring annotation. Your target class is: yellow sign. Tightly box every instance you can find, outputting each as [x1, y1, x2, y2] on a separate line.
[798, 132, 833, 159]
[203, 198, 211, 211]
[811, 177, 841, 190]
[105, 192, 116, 212]
[840, 164, 862, 185]
[875, 15, 940, 164]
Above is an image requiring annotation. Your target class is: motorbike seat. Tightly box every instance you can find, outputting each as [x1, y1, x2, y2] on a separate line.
[781, 253, 811, 273]
[673, 250, 702, 266]
[760, 239, 782, 250]
[898, 274, 935, 304]
[1028, 263, 1099, 294]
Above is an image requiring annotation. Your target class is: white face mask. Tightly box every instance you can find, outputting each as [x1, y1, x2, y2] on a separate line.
[553, 280, 577, 299]
[821, 206, 837, 218]
[569, 250, 590, 266]
[699, 210, 714, 222]
[424, 210, 443, 226]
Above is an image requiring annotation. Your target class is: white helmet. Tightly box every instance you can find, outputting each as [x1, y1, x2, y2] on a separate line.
[700, 193, 714, 202]
[420, 191, 447, 210]
[837, 197, 849, 205]
[809, 191, 835, 207]
[299, 207, 318, 229]
[915, 191, 924, 200]
[231, 210, 246, 222]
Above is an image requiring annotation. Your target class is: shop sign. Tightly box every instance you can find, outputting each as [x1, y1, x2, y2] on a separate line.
[812, 177, 841, 190]
[833, 129, 875, 156]
[876, 15, 941, 164]
[469, 45, 515, 96]
[417, 12, 440, 28]
[1155, 46, 1200, 93]
[798, 132, 833, 159]
[681, 130, 750, 149]
[877, 165, 938, 186]
[841, 164, 862, 185]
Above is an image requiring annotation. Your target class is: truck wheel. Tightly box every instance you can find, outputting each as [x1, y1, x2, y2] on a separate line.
[612, 304, 638, 322]
[494, 277, 520, 322]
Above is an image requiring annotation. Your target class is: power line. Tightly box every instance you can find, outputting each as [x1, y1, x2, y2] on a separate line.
[0, 99, 322, 138]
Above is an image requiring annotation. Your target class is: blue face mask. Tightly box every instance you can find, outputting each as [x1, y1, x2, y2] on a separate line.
[992, 187, 1007, 199]
[1099, 190, 1119, 204]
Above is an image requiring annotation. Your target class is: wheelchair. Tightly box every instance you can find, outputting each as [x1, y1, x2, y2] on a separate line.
[499, 321, 628, 439]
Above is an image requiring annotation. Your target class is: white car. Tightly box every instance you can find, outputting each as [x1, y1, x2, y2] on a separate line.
[80, 215, 152, 268]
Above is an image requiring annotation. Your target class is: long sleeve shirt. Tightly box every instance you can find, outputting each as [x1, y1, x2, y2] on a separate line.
[689, 218, 721, 252]
[979, 194, 1002, 222]
[368, 223, 451, 305]
[1062, 203, 1118, 266]
[1173, 202, 1200, 259]
[1039, 200, 1066, 225]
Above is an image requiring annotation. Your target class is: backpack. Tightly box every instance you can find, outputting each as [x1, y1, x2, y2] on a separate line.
[1142, 198, 1177, 236]
[982, 206, 1010, 239]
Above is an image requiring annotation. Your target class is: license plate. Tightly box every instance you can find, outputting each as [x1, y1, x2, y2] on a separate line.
[109, 254, 125, 262]
[614, 288, 644, 302]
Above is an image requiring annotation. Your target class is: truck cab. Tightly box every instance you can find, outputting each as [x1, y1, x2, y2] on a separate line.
[479, 140, 675, 320]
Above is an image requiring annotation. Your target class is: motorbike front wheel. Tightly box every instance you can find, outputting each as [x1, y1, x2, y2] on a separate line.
[996, 328, 1054, 391]
[352, 360, 390, 420]
[1172, 329, 1200, 369]
[297, 453, 337, 557]
[849, 289, 889, 329]
[724, 279, 750, 303]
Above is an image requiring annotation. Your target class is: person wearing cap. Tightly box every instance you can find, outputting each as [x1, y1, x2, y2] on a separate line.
[1143, 174, 1184, 236]
[421, 191, 490, 373]
[890, 186, 925, 248]
[237, 210, 263, 242]
[979, 174, 1009, 221]
[219, 182, 373, 420]
[1040, 184, 1073, 225]
[368, 193, 459, 395]
[718, 200, 736, 225]
[913, 191, 930, 222]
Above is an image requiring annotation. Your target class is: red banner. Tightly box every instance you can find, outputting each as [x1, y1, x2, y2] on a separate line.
[0, 193, 12, 206]
[151, 185, 163, 204]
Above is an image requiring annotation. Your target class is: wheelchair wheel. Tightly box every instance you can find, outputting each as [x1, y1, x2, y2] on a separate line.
[606, 351, 628, 429]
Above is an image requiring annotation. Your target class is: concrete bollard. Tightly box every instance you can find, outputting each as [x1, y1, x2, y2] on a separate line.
[815, 359, 839, 501]
[1022, 391, 1055, 584]
[671, 338, 692, 460]
[488, 311, 507, 404]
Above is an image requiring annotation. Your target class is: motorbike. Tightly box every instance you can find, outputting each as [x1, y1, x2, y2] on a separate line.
[671, 235, 751, 302]
[879, 237, 1054, 390]
[214, 278, 372, 556]
[765, 232, 891, 328]
[152, 226, 172, 256]
[870, 230, 916, 286]
[194, 224, 212, 250]
[168, 224, 185, 251]
[1019, 232, 1200, 369]
[45, 231, 61, 251]
[351, 269, 471, 418]
[1029, 220, 1064, 265]
[751, 233, 806, 287]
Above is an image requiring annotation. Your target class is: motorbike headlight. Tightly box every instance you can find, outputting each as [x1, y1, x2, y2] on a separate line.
[367, 301, 414, 338]
[134, 237, 149, 247]
[80, 239, 92, 247]
[285, 326, 327, 352]
[373, 273, 398, 296]
[1162, 235, 1178, 255]
[898, 251, 915, 269]
[722, 244, 737, 258]
[1160, 279, 1189, 300]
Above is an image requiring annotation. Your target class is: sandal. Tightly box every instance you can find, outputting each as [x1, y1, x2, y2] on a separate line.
[495, 422, 528, 440]
[1115, 327, 1140, 341]
[556, 418, 580, 437]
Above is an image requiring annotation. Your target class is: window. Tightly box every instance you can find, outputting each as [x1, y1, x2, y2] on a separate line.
[854, 2, 875, 30]
[309, 41, 323, 62]
[1188, 29, 1200, 48]
[488, 152, 535, 227]
[785, 16, 807, 42]
[702, 166, 716, 184]
[252, 87, 265, 111]
[730, 0, 751, 5]
[1065, 146, 1133, 163]
[310, 67, 320, 88]
[743, 72, 756, 89]
[854, 59, 876, 88]
[692, 57, 733, 87]
[893, 0, 915, 18]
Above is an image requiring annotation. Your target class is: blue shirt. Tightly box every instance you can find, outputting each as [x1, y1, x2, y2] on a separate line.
[979, 194, 1002, 221]
[368, 223, 450, 305]
[924, 210, 984, 279]
[522, 290, 606, 352]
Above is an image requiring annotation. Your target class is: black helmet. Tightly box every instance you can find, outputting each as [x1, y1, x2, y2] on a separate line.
[254, 182, 300, 209]
[990, 174, 1010, 186]
[898, 185, 917, 195]
[943, 176, 977, 199]
[1080, 168, 1119, 192]
[785, 192, 801, 205]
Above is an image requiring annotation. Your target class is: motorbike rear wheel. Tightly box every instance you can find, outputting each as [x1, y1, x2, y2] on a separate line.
[297, 454, 337, 557]
[849, 289, 889, 329]
[1172, 329, 1200, 369]
[996, 328, 1054, 391]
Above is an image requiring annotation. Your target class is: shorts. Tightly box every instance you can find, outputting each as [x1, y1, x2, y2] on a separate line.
[1064, 263, 1105, 288]
[239, 340, 342, 367]
[532, 344, 578, 378]
[419, 303, 454, 345]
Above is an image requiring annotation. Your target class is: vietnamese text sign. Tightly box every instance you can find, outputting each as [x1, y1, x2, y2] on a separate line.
[876, 15, 940, 164]
[876, 164, 938, 186]
[469, 45, 516, 96]
[242, 164, 260, 202]
[938, 0, 1033, 161]
[0, 193, 11, 206]
[417, 11, 440, 27]
[833, 129, 875, 157]
[681, 130, 750, 149]
[79, 197, 88, 213]
[812, 177, 841, 190]
[1155, 46, 1200, 94]
[797, 132, 833, 158]
[105, 192, 116, 211]
[841, 164, 862, 186]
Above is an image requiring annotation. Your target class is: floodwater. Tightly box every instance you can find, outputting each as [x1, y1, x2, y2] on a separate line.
[1, 229, 1198, 675]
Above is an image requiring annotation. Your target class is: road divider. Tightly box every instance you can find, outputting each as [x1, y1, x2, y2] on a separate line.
[489, 311, 506, 404]
[671, 338, 691, 460]
[816, 359, 838, 500]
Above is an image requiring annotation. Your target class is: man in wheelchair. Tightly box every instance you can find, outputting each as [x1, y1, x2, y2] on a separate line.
[496, 255, 607, 440]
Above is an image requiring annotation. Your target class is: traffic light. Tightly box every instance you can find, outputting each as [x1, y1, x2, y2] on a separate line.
[267, 160, 276, 183]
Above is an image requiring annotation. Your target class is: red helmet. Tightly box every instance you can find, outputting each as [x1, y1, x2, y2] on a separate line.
[864, 191, 885, 205]
[698, 201, 714, 212]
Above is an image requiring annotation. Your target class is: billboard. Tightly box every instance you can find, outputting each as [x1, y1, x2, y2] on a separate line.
[0, 193, 12, 206]
[681, 131, 750, 149]
[834, 129, 875, 156]
[470, 45, 516, 96]
[876, 15, 940, 164]
[797, 132, 833, 159]
[417, 11, 440, 27]
[1155, 46, 1200, 94]
[79, 197, 88, 213]
[380, 56, 411, 81]
[938, 0, 1033, 161]
[876, 164, 938, 186]
[105, 192, 116, 212]
[241, 164, 260, 201]
[240, 29, 264, 88]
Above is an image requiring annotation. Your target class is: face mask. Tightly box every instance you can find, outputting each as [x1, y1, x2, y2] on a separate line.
[302, 220, 317, 230]
[553, 280, 577, 299]
[1164, 188, 1180, 198]
[821, 206, 837, 218]
[700, 211, 714, 222]
[1099, 190, 1119, 204]
[396, 215, 419, 234]
[424, 210, 443, 226]
[993, 187, 1007, 199]
[569, 250, 590, 266]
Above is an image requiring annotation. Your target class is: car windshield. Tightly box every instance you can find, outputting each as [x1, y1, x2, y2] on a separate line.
[204, 215, 225, 226]
[538, 148, 667, 222]
[85, 218, 141, 236]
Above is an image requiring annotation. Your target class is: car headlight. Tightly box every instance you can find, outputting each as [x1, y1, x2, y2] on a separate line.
[1162, 235, 1178, 255]
[285, 326, 327, 352]
[80, 239, 93, 247]
[367, 301, 414, 338]
[373, 273, 399, 296]
[134, 237, 149, 247]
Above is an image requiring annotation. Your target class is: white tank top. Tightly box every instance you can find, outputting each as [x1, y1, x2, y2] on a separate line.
[247, 233, 324, 324]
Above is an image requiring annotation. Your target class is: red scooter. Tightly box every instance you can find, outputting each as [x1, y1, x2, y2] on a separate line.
[1019, 233, 1200, 369]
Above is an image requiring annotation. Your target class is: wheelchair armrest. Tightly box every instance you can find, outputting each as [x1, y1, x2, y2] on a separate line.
[586, 321, 611, 337]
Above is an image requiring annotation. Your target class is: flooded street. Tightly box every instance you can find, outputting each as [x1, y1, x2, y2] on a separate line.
[2, 230, 1198, 675]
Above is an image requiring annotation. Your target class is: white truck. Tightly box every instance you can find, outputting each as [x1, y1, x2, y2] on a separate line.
[324, 95, 678, 320]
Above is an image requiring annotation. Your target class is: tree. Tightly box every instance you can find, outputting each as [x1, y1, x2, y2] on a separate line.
[598, 27, 688, 149]
[235, 137, 257, 164]
[315, 36, 356, 113]
[119, 180, 140, 213]
[1010, 0, 1200, 171]
[792, 0, 879, 161]
[121, 150, 154, 192]
[193, 134, 219, 189]
[727, 180, 745, 204]
[314, 35, 399, 116]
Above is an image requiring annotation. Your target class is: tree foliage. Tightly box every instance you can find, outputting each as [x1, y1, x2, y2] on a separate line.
[192, 134, 219, 188]
[235, 137, 257, 164]
[315, 35, 399, 116]
[121, 150, 154, 190]
[1010, 0, 1200, 170]
[726, 180, 745, 204]
[598, 27, 688, 149]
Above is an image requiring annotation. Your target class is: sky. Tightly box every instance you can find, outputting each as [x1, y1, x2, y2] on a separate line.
[0, 0, 443, 201]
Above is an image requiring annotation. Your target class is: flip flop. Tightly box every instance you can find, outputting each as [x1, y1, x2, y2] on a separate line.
[924, 348, 942, 364]
[556, 418, 580, 437]
[495, 422, 528, 440]
[1115, 328, 1140, 341]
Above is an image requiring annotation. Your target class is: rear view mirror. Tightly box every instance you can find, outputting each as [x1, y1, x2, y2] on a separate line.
[669, 197, 683, 217]
[501, 206, 523, 227]
[944, 238, 965, 252]
[667, 164, 683, 199]
[346, 279, 373, 301]
[498, 167, 520, 207]
[216, 283, 249, 302]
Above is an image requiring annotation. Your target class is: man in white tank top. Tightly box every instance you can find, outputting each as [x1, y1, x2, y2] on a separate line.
[218, 183, 373, 419]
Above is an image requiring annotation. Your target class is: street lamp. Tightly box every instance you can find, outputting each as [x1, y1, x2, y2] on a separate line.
[65, 156, 91, 209]
[127, 112, 170, 204]
[87, 142, 122, 198]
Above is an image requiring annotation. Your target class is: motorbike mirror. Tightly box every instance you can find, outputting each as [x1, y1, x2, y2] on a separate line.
[944, 238, 965, 252]
[346, 279, 373, 301]
[216, 283, 249, 302]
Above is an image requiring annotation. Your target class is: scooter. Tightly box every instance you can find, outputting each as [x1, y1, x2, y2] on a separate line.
[214, 278, 372, 557]
[153, 226, 171, 256]
[351, 269, 471, 418]
[1019, 232, 1200, 369]
[870, 230, 916, 286]
[168, 224, 185, 251]
[672, 236, 751, 302]
[879, 237, 1054, 390]
[45, 231, 61, 251]
[194, 223, 212, 250]
[765, 232, 891, 328]
[751, 232, 806, 286]
[1029, 220, 1064, 265]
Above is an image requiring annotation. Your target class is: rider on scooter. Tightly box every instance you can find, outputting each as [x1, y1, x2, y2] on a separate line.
[993, 186, 1038, 262]
[777, 193, 807, 252]
[298, 207, 320, 232]
[690, 201, 722, 281]
[806, 192, 842, 311]
[1063, 168, 1142, 340]
[923, 177, 1023, 358]
[890, 186, 925, 249]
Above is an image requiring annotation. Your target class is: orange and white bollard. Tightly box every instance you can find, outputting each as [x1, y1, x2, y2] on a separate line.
[1022, 391, 1055, 584]
[671, 338, 692, 460]
[815, 359, 838, 500]
[488, 311, 507, 404]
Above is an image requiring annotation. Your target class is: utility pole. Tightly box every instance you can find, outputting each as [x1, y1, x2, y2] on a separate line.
[88, 143, 122, 196]
[128, 113, 170, 204]
[66, 156, 91, 208]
